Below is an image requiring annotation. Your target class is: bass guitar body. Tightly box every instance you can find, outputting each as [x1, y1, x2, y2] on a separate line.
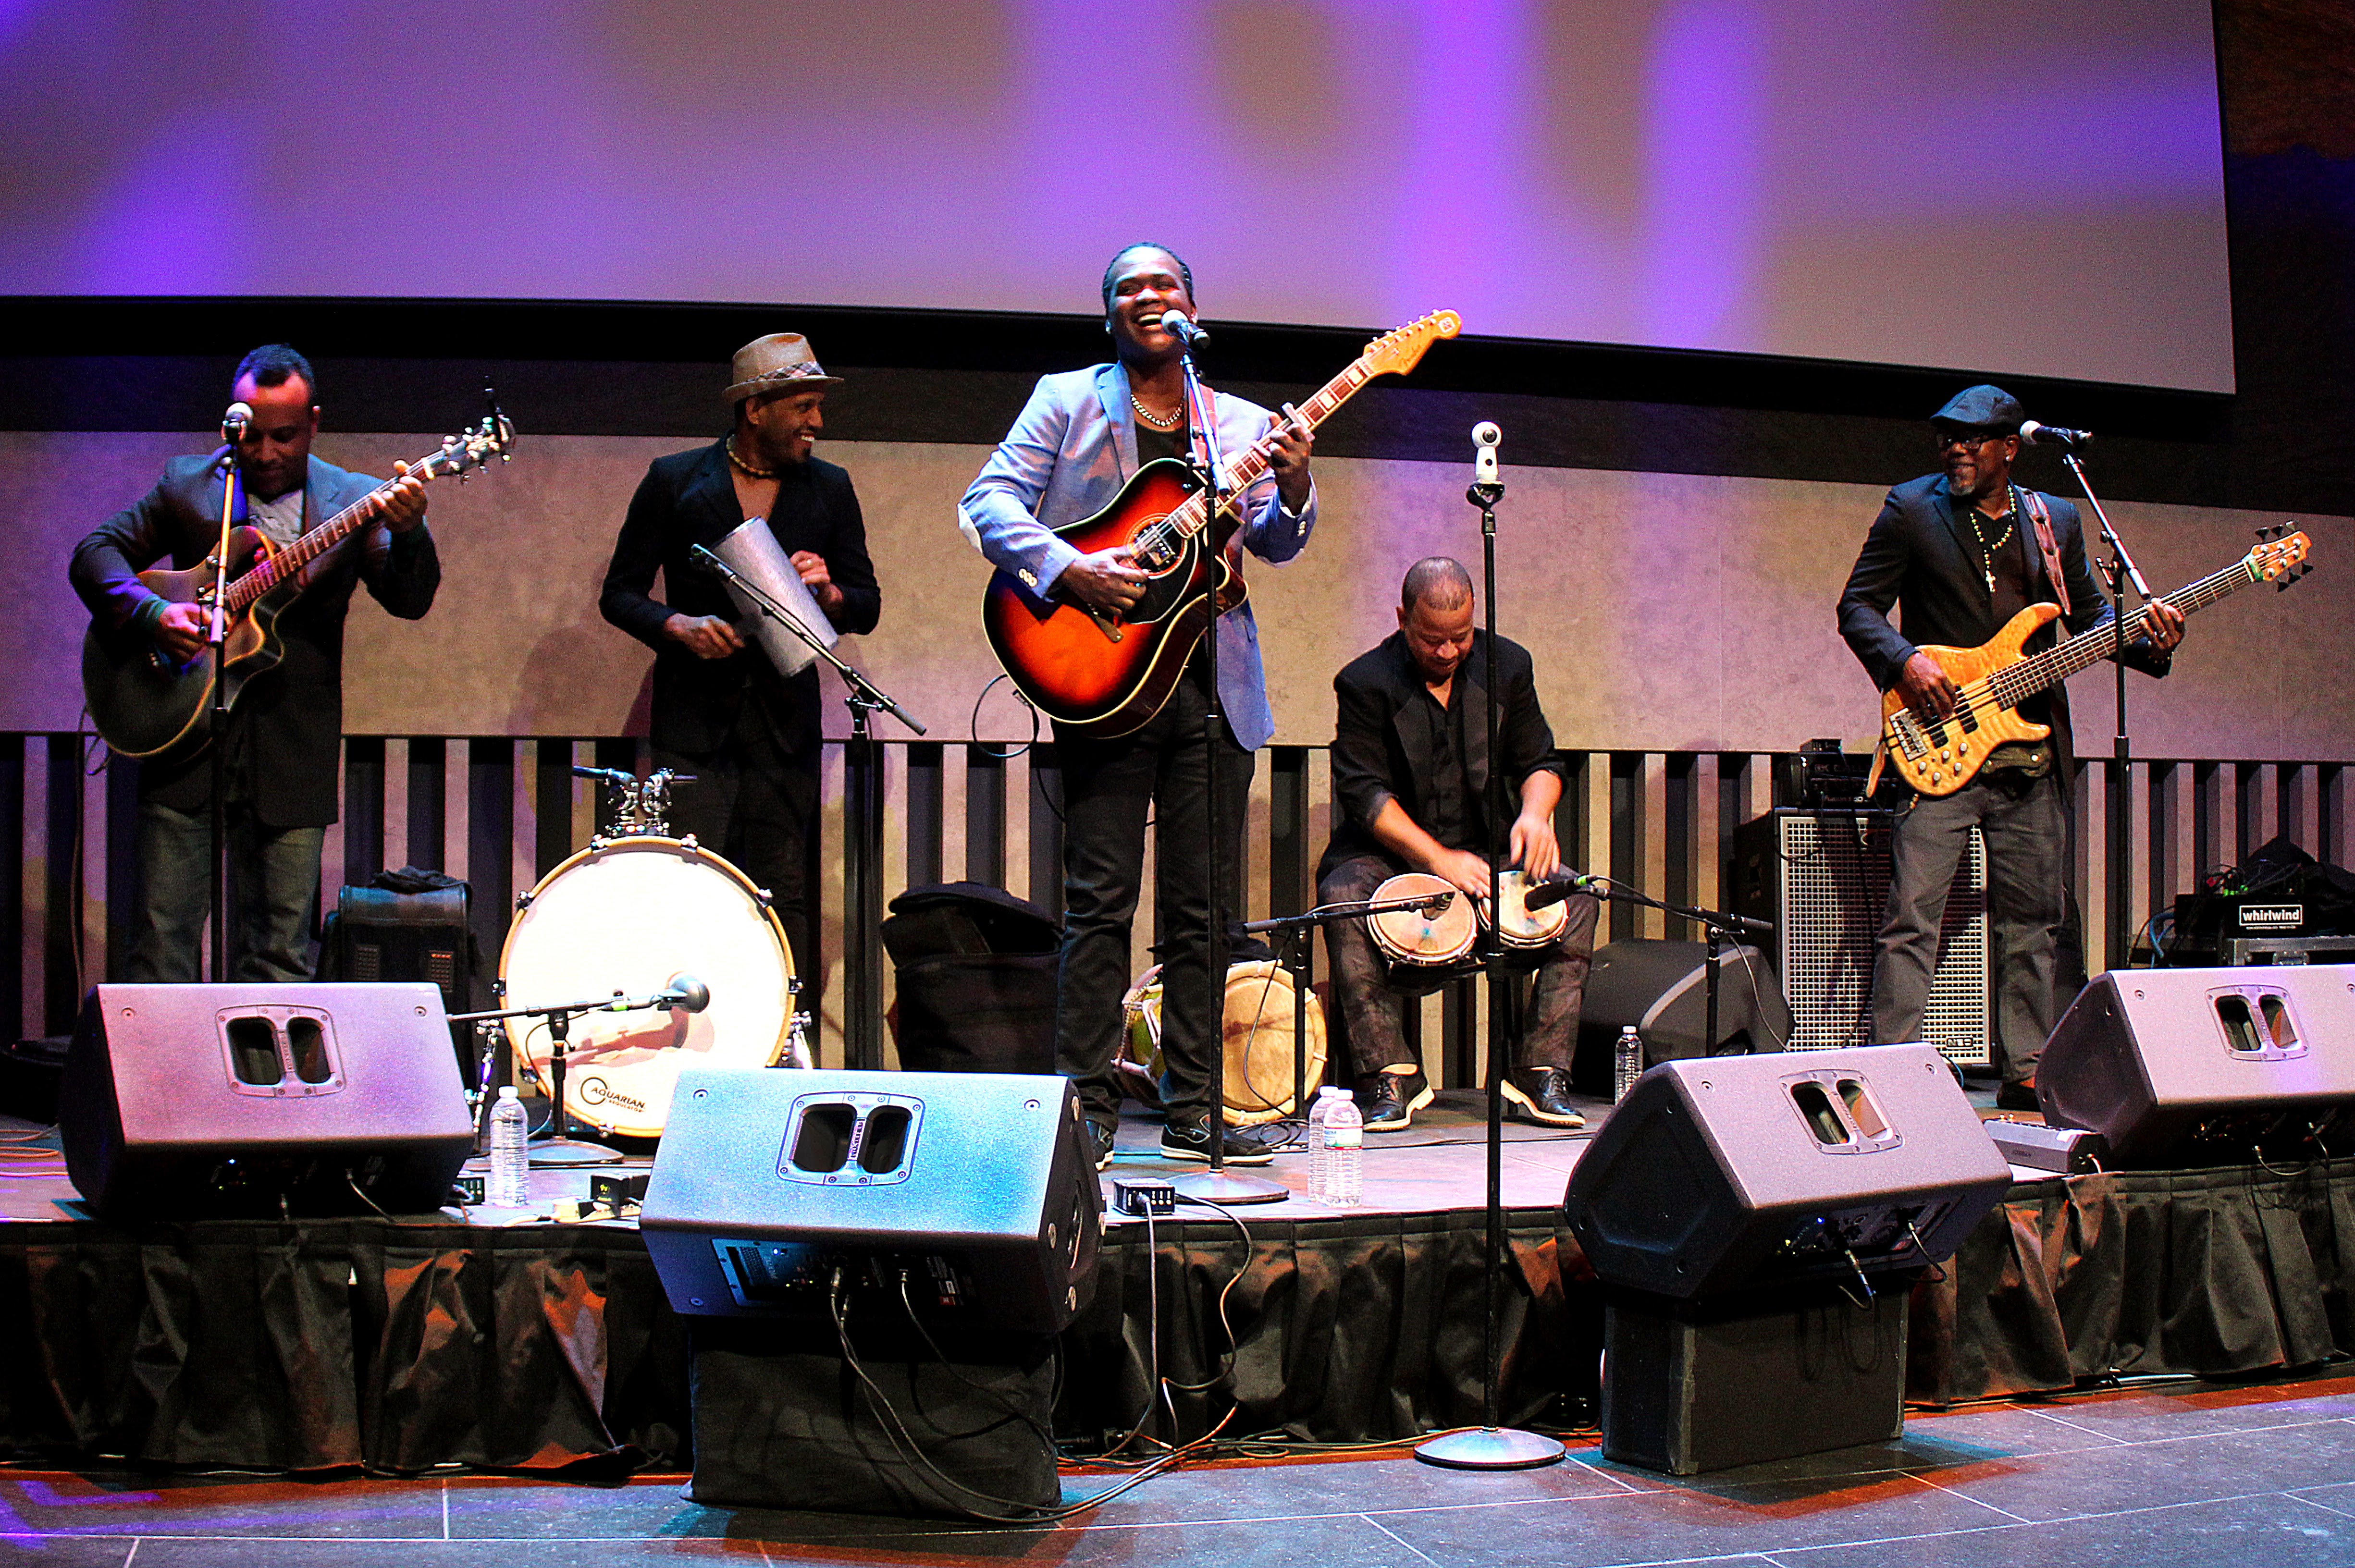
[981, 457, 1242, 738]
[81, 528, 294, 760]
[1875, 603, 2061, 797]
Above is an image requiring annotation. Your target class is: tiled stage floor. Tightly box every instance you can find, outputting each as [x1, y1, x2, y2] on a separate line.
[3, 1372, 2352, 1566]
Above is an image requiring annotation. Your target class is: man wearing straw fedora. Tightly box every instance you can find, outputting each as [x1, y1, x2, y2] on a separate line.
[601, 333, 881, 978]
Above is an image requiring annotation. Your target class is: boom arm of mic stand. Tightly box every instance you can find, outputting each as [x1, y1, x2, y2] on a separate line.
[1571, 875, 1774, 941]
[687, 545, 928, 735]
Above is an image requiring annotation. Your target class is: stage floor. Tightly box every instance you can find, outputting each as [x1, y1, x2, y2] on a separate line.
[0, 1369, 2350, 1566]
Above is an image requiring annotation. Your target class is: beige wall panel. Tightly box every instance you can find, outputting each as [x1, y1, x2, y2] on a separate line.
[13, 431, 2352, 763]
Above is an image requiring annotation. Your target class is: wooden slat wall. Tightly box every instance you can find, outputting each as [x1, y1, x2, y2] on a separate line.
[12, 733, 2351, 1086]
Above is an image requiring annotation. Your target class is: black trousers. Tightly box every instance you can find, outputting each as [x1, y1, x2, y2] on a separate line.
[1051, 668, 1252, 1131]
[656, 697, 819, 981]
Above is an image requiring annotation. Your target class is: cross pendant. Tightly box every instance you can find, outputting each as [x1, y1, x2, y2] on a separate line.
[1984, 568, 1996, 594]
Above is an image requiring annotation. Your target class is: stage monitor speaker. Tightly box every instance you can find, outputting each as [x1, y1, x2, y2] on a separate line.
[1562, 1044, 2011, 1299]
[1571, 938, 1794, 1093]
[1732, 809, 1990, 1068]
[641, 1068, 1102, 1333]
[60, 982, 475, 1220]
[2038, 966, 2355, 1166]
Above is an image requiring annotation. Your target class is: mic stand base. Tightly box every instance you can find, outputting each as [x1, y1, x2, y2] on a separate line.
[529, 1137, 627, 1170]
[1171, 1168, 1288, 1206]
[1415, 1425, 1565, 1471]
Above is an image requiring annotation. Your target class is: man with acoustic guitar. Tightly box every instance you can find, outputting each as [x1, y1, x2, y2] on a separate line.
[69, 344, 436, 982]
[958, 243, 1316, 1170]
[1838, 384, 2183, 1110]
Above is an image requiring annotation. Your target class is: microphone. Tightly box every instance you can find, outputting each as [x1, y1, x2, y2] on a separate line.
[659, 973, 711, 1013]
[1472, 422, 1501, 488]
[1522, 872, 1601, 911]
[1419, 890, 1457, 917]
[1155, 311, 1210, 348]
[221, 401, 253, 442]
[2019, 420, 2092, 449]
[571, 764, 635, 786]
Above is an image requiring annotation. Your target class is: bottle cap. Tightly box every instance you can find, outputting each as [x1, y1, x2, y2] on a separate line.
[498, 1084, 519, 1100]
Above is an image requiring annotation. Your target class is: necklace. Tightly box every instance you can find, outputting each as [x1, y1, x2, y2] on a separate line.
[1128, 389, 1182, 430]
[1967, 486, 2018, 595]
[725, 436, 776, 479]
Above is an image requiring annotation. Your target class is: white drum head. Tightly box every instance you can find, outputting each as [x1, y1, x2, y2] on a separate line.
[501, 838, 794, 1139]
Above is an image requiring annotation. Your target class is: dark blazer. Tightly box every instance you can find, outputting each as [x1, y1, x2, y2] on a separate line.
[600, 441, 880, 757]
[69, 452, 440, 826]
[1318, 629, 1564, 881]
[1837, 473, 2169, 778]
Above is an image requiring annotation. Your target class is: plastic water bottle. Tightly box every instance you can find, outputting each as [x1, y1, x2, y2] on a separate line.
[1614, 1026, 1645, 1105]
[1306, 1085, 1344, 1199]
[1319, 1090, 1363, 1207]
[488, 1086, 530, 1207]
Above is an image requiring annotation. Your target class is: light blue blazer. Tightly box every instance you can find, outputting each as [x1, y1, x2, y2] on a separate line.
[958, 363, 1317, 752]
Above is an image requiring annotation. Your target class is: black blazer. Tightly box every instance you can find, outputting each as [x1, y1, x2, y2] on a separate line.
[1318, 629, 1563, 881]
[1837, 473, 2169, 778]
[69, 453, 440, 826]
[600, 441, 880, 757]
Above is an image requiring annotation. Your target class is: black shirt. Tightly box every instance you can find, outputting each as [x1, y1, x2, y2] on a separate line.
[1952, 484, 2054, 729]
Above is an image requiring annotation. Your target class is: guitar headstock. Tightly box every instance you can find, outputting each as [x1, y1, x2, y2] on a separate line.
[2249, 524, 2312, 589]
[1359, 310, 1462, 380]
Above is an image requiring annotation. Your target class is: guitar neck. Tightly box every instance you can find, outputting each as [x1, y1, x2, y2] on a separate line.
[1990, 556, 2260, 707]
[223, 448, 460, 612]
[1167, 357, 1374, 539]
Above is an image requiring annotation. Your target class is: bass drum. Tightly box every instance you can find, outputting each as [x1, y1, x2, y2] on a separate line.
[1120, 960, 1329, 1127]
[501, 836, 796, 1139]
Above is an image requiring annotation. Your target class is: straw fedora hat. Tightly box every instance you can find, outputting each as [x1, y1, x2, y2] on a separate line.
[725, 332, 843, 405]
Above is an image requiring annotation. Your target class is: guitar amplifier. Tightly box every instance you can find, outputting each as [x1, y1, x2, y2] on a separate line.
[1731, 810, 1989, 1068]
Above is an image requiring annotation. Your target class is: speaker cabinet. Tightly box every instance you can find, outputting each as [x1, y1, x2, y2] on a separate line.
[2039, 967, 2355, 1166]
[1572, 938, 1794, 1092]
[61, 983, 475, 1219]
[1562, 1044, 2012, 1298]
[1733, 810, 1990, 1067]
[641, 1068, 1102, 1333]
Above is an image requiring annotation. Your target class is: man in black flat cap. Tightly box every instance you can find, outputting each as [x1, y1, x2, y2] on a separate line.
[1837, 384, 2184, 1109]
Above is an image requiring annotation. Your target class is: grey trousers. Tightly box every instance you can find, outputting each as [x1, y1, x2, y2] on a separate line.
[1319, 852, 1598, 1079]
[125, 798, 325, 983]
[1870, 772, 2067, 1086]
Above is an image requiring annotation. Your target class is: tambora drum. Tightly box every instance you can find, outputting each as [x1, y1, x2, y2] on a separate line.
[1119, 960, 1328, 1127]
[500, 836, 798, 1139]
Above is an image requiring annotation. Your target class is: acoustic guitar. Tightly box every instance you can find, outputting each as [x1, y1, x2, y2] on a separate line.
[82, 411, 517, 760]
[980, 311, 1460, 737]
[1868, 526, 2311, 797]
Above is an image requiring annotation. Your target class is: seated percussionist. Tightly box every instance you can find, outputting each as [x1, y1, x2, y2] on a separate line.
[1317, 557, 1599, 1131]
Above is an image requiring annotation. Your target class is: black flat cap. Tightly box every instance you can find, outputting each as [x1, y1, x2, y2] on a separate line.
[1929, 383, 2023, 434]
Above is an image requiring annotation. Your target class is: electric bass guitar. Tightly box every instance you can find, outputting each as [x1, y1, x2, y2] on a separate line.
[82, 410, 518, 760]
[1868, 526, 2311, 797]
[980, 311, 1461, 737]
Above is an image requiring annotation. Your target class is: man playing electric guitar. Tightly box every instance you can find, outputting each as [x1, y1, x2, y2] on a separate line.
[1837, 384, 2182, 1110]
[958, 243, 1315, 1170]
[69, 345, 436, 982]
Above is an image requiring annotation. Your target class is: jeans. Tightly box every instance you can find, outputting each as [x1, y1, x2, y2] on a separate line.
[1052, 668, 1253, 1130]
[655, 698, 819, 980]
[1318, 852, 1598, 1078]
[125, 798, 325, 983]
[1870, 772, 2067, 1086]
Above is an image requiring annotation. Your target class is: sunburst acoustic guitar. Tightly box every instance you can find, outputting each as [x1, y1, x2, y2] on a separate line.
[1869, 527, 2312, 797]
[980, 311, 1461, 738]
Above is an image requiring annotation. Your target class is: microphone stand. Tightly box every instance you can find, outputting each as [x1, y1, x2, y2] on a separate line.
[1170, 340, 1284, 1207]
[2059, 451, 2148, 969]
[447, 989, 701, 1166]
[205, 450, 239, 983]
[1241, 889, 1480, 1148]
[1554, 875, 1775, 1065]
[1417, 462, 1561, 1470]
[690, 545, 925, 1071]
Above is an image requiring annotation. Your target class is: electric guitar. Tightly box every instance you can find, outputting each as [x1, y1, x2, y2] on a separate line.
[82, 410, 518, 760]
[1868, 527, 2312, 797]
[980, 311, 1461, 738]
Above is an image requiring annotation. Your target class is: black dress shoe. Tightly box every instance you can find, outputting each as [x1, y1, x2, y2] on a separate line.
[1994, 1080, 2042, 1114]
[1159, 1117, 1281, 1165]
[1503, 1068, 1586, 1128]
[1357, 1069, 1433, 1132]
[1087, 1119, 1119, 1172]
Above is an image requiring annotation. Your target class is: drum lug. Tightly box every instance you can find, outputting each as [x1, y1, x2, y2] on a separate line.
[491, 978, 506, 1000]
[679, 834, 702, 855]
[514, 891, 533, 911]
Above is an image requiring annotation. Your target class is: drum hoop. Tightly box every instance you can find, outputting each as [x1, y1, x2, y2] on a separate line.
[499, 835, 795, 1074]
[1369, 872, 1476, 965]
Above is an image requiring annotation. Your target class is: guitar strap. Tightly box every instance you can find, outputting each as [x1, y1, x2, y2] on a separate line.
[2020, 488, 2071, 618]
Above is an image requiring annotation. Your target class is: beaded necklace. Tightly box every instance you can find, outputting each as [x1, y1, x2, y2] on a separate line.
[1966, 484, 2019, 596]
